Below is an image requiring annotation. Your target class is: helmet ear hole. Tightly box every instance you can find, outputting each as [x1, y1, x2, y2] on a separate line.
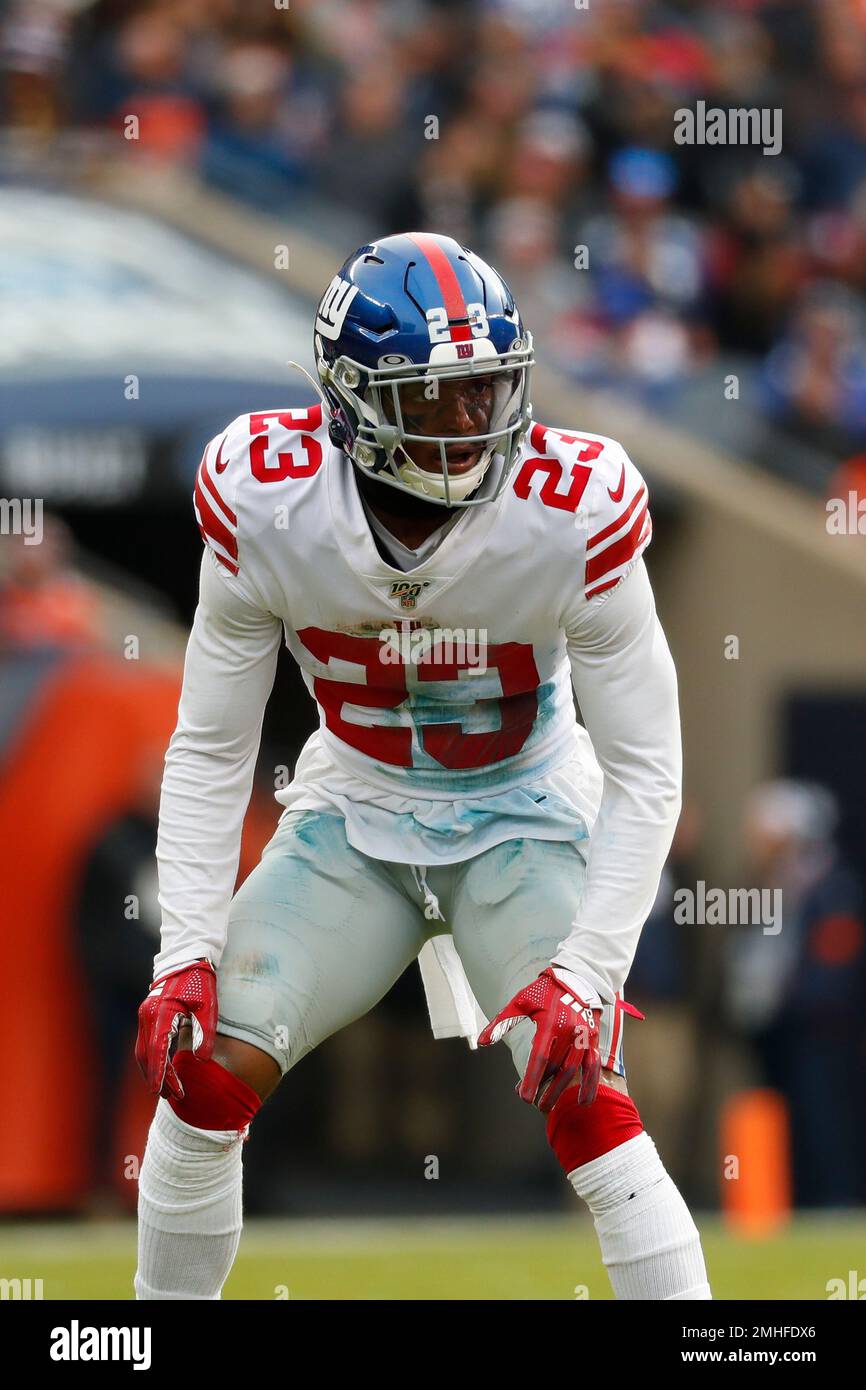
[354, 443, 378, 469]
[328, 418, 349, 449]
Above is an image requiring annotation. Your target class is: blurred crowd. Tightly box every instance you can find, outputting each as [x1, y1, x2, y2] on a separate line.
[6, 1, 866, 490]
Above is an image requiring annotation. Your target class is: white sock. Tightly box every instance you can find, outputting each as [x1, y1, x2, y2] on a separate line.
[135, 1098, 244, 1301]
[568, 1131, 712, 1300]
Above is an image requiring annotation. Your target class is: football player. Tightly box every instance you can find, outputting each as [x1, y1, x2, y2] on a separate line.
[135, 232, 711, 1300]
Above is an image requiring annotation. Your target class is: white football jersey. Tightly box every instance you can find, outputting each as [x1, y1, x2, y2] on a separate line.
[157, 405, 680, 1008]
[194, 405, 650, 792]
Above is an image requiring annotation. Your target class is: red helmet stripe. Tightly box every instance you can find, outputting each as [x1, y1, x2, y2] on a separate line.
[407, 232, 472, 342]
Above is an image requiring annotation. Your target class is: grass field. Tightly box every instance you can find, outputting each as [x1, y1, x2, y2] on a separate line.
[1, 1213, 863, 1300]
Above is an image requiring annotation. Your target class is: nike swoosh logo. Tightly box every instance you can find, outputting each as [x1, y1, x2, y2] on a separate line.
[608, 463, 625, 503]
[213, 438, 229, 473]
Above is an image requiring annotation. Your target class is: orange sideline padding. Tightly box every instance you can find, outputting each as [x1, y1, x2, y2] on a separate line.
[0, 653, 181, 1210]
[720, 1087, 792, 1235]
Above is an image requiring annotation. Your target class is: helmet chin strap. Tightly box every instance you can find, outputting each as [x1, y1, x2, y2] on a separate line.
[397, 454, 489, 502]
[390, 435, 499, 503]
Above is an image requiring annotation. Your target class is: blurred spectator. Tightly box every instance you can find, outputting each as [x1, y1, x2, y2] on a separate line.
[0, 515, 102, 652]
[762, 284, 866, 457]
[73, 748, 162, 1209]
[0, 0, 85, 138]
[587, 147, 705, 322]
[572, 146, 714, 397]
[314, 58, 421, 227]
[487, 196, 581, 345]
[624, 800, 704, 1193]
[202, 38, 331, 206]
[707, 166, 807, 355]
[725, 780, 866, 1208]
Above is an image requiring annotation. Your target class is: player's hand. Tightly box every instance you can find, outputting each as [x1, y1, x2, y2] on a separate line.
[477, 967, 602, 1114]
[135, 959, 218, 1101]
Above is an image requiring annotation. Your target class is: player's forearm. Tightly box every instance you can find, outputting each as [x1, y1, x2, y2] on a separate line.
[153, 550, 281, 977]
[154, 729, 265, 976]
[553, 749, 681, 1001]
[561, 563, 682, 1001]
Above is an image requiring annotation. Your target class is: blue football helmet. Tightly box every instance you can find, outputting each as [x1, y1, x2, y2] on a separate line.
[313, 232, 534, 506]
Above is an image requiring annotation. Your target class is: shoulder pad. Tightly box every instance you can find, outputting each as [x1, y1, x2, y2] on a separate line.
[194, 419, 245, 576]
[193, 405, 326, 577]
[512, 423, 651, 596]
[582, 436, 651, 600]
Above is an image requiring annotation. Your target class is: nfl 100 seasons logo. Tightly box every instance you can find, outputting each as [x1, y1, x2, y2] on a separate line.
[389, 579, 430, 610]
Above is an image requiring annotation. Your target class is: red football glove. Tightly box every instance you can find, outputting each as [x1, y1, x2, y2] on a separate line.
[135, 959, 218, 1101]
[477, 967, 602, 1113]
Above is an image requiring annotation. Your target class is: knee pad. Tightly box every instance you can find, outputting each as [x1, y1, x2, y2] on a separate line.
[168, 1054, 262, 1135]
[546, 1082, 643, 1175]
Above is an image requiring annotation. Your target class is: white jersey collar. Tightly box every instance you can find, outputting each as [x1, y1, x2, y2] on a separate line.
[326, 444, 508, 613]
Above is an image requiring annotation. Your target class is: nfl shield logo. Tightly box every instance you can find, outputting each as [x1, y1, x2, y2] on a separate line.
[389, 580, 428, 610]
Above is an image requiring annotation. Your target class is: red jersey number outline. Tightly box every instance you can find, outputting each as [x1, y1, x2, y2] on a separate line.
[513, 423, 603, 512]
[296, 626, 541, 770]
[249, 406, 323, 482]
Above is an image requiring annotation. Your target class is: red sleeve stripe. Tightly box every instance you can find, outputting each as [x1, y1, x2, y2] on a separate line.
[196, 524, 239, 575]
[584, 576, 620, 600]
[585, 509, 651, 597]
[586, 490, 648, 575]
[194, 474, 239, 574]
[587, 481, 647, 551]
[199, 442, 237, 526]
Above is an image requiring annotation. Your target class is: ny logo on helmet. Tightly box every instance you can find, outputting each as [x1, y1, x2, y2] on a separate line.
[316, 275, 359, 340]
